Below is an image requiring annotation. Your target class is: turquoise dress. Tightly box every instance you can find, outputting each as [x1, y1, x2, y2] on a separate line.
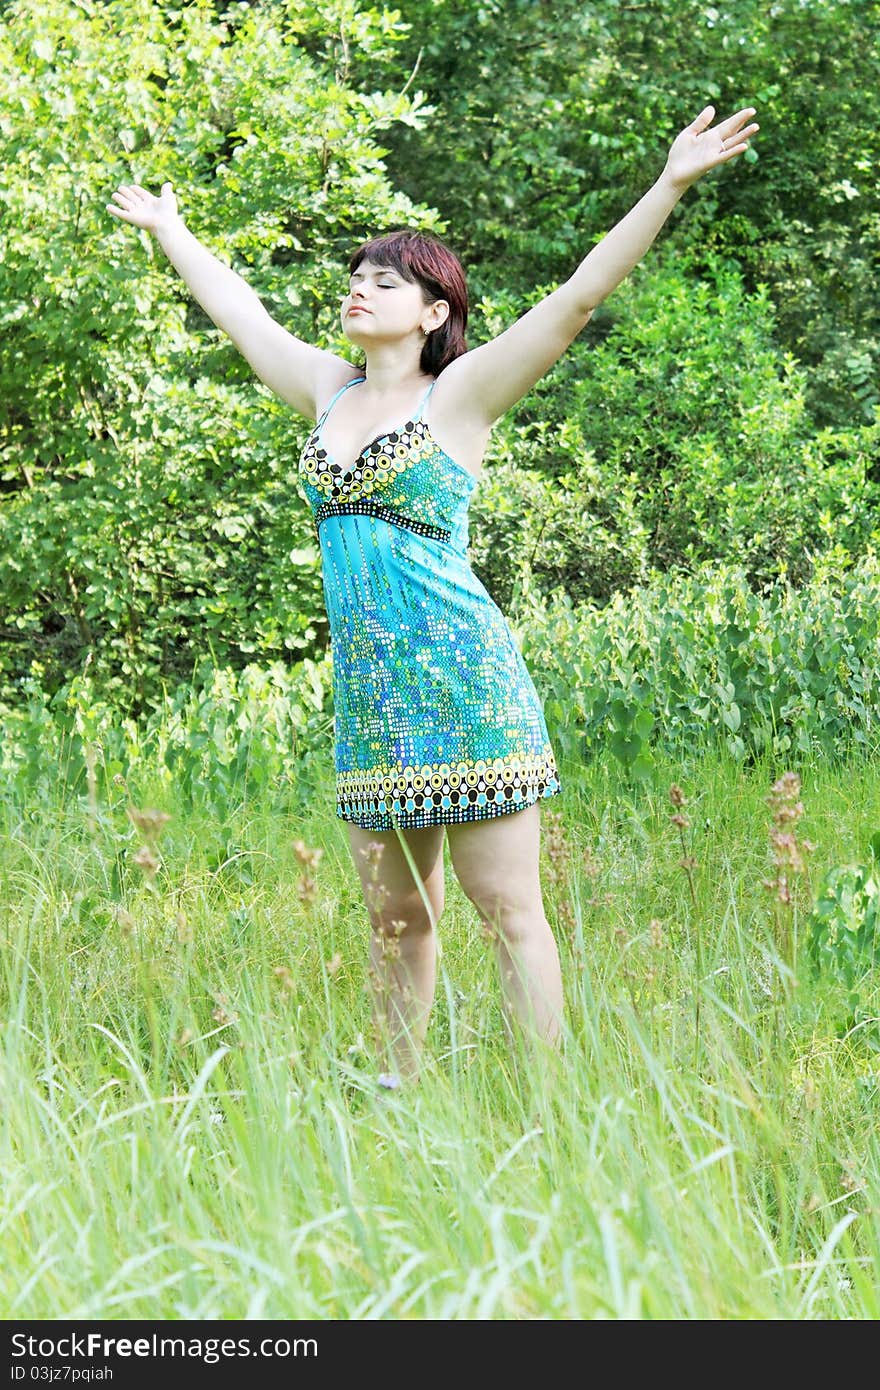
[297, 373, 562, 831]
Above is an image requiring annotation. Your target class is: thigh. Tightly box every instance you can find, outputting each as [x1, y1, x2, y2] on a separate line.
[346, 820, 446, 924]
[445, 802, 543, 915]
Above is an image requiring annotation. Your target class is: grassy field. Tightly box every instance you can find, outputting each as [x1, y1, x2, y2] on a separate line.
[2, 739, 879, 1318]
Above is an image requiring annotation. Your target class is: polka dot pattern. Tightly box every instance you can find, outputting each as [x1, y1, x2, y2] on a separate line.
[337, 749, 561, 831]
[297, 375, 563, 830]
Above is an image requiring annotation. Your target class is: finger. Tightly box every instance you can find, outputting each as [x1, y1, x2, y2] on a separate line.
[715, 106, 757, 140]
[715, 123, 759, 150]
[131, 184, 151, 197]
[690, 105, 715, 134]
[110, 190, 133, 204]
[717, 141, 750, 162]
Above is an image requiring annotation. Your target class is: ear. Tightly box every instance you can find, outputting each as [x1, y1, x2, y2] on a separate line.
[423, 299, 450, 333]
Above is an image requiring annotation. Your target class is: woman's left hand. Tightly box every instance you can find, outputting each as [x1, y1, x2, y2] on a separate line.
[663, 105, 759, 191]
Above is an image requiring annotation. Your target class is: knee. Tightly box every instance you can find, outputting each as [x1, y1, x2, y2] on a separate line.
[460, 877, 504, 923]
[460, 879, 538, 938]
[369, 885, 443, 937]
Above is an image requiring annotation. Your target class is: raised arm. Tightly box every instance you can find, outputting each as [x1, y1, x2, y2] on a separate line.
[106, 181, 353, 421]
[437, 104, 759, 428]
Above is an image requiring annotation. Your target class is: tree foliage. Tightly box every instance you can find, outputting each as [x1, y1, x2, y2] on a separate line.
[1, 0, 878, 714]
[375, 0, 880, 426]
[0, 0, 435, 706]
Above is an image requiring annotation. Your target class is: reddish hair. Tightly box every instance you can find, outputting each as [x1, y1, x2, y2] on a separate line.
[348, 229, 468, 376]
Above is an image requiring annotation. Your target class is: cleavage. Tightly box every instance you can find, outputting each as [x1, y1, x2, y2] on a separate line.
[320, 397, 424, 474]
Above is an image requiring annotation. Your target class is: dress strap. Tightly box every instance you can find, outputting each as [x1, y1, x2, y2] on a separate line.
[411, 379, 437, 423]
[316, 375, 365, 429]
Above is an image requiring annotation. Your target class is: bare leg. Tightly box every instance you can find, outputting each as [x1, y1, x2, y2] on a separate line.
[445, 802, 564, 1045]
[346, 820, 446, 1083]
[365, 902, 436, 1080]
[493, 909, 563, 1045]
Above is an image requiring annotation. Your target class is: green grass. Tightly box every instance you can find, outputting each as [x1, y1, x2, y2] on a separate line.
[2, 739, 879, 1318]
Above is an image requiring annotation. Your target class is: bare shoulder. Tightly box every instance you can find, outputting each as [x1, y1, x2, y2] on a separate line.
[312, 354, 364, 421]
[428, 356, 493, 480]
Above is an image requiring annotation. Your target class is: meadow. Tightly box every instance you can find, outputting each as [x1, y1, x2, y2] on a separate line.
[2, 736, 879, 1318]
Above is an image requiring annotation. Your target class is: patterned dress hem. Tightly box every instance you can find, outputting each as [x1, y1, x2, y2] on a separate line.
[335, 779, 562, 832]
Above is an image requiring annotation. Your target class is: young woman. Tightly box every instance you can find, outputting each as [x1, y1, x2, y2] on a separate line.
[108, 102, 758, 1085]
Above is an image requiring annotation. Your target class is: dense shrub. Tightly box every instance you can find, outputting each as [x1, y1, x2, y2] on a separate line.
[0, 0, 435, 708]
[470, 253, 880, 610]
[4, 554, 879, 808]
[517, 551, 880, 779]
[0, 655, 334, 818]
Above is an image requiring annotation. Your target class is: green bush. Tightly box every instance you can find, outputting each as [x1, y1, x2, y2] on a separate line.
[0, 655, 335, 820]
[517, 551, 880, 778]
[0, 0, 435, 709]
[5, 552, 879, 809]
[471, 254, 880, 610]
[808, 835, 880, 995]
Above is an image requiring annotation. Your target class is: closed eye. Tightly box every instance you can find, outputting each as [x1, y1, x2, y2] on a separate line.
[349, 274, 399, 289]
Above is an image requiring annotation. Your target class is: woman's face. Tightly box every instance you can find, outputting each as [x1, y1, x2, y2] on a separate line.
[341, 258, 446, 344]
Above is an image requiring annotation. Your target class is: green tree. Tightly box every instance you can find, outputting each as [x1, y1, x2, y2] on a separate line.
[374, 0, 880, 428]
[2, 0, 878, 715]
[0, 0, 433, 708]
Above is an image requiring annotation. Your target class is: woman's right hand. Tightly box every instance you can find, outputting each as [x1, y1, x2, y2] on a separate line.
[106, 180, 180, 234]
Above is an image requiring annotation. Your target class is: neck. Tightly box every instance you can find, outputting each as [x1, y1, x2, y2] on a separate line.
[359, 340, 432, 395]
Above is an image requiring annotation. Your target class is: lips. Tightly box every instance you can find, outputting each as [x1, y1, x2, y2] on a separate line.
[347, 306, 371, 316]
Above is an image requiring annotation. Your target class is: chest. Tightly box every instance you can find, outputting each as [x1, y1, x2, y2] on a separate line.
[312, 403, 489, 483]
